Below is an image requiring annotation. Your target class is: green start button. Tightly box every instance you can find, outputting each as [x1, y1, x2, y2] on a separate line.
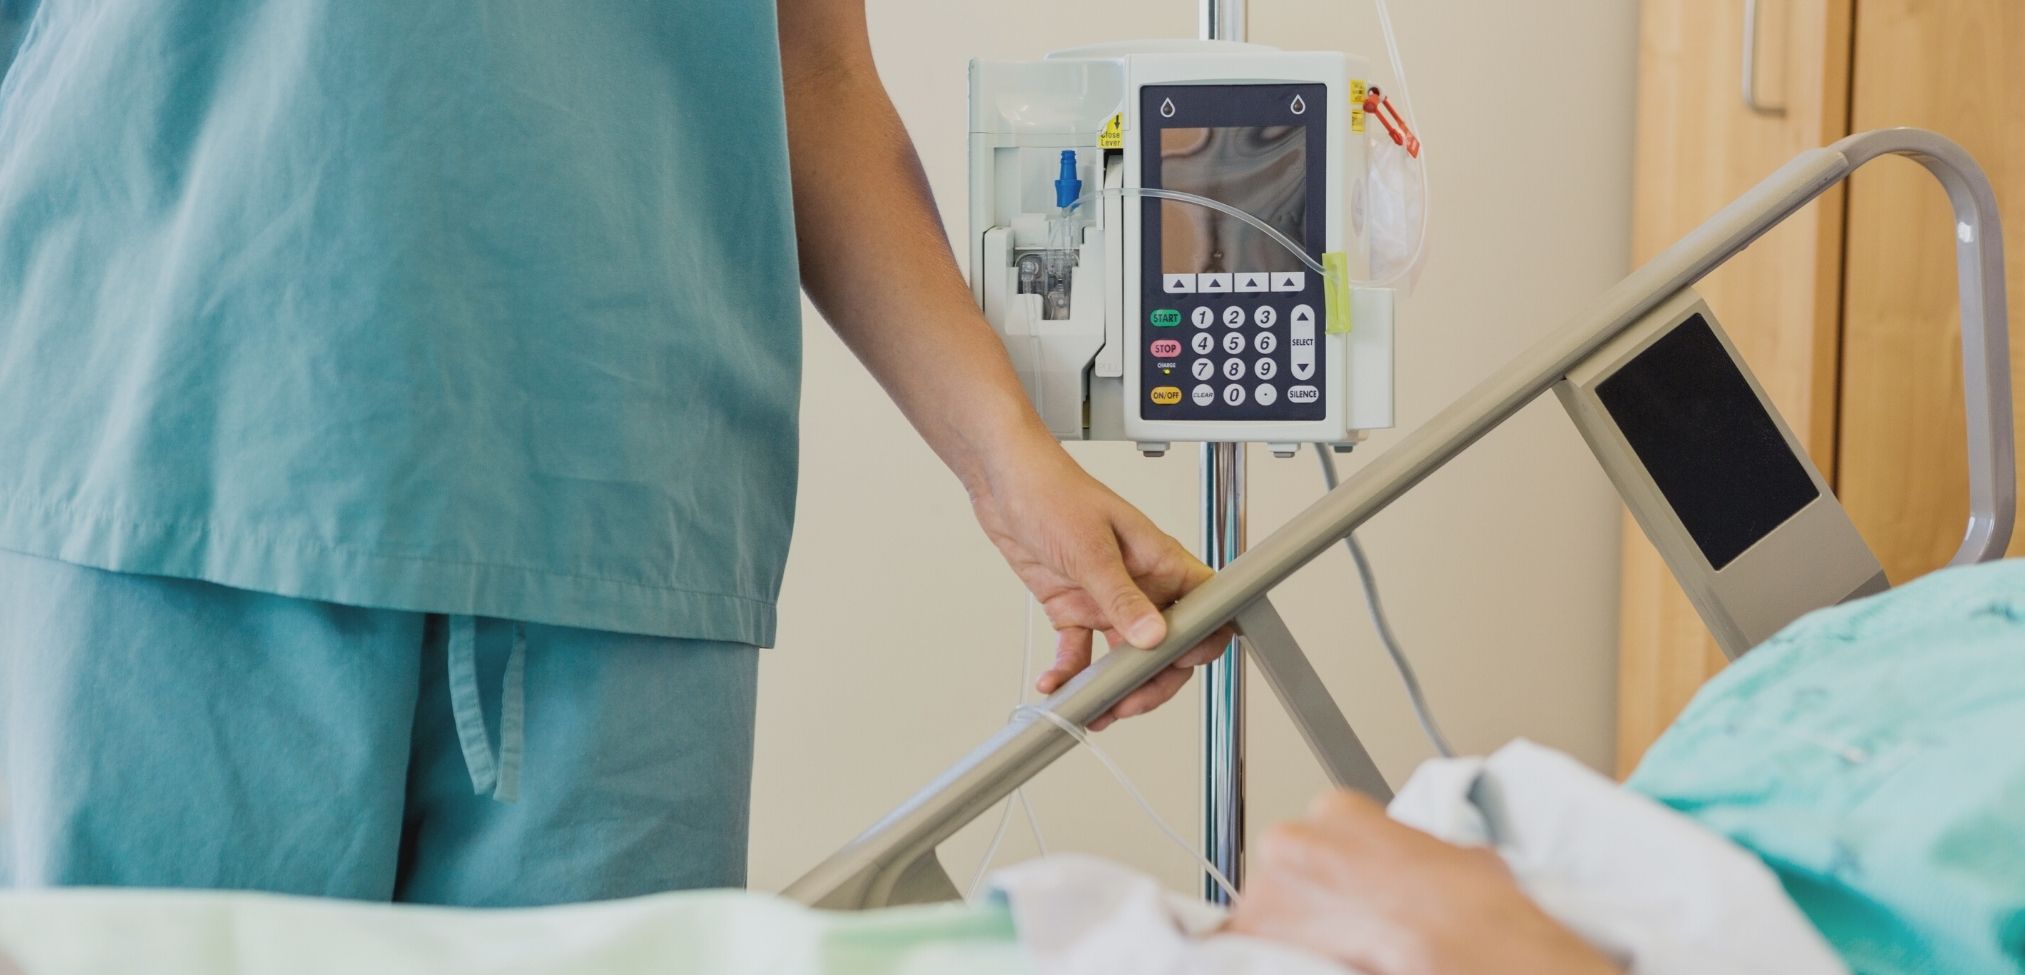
[1149, 309, 1181, 328]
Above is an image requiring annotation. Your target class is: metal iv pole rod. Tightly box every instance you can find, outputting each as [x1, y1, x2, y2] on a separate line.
[1199, 0, 1249, 908]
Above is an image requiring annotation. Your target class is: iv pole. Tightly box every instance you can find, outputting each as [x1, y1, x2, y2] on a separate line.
[1199, 0, 1249, 907]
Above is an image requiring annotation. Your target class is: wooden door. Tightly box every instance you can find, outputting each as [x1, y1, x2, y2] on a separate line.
[1837, 1, 2025, 581]
[1616, 0, 1852, 774]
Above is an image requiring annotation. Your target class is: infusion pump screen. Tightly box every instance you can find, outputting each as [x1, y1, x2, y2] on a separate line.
[1158, 126, 1309, 274]
[1138, 83, 1327, 423]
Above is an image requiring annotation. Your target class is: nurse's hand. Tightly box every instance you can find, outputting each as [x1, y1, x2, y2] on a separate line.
[967, 447, 1230, 730]
[1228, 791, 1623, 975]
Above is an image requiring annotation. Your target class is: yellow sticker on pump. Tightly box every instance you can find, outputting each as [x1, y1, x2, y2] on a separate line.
[1099, 114, 1124, 150]
[1323, 252, 1352, 335]
[1349, 80, 1367, 134]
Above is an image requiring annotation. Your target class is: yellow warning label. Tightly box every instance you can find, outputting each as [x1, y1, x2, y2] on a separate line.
[1099, 113, 1124, 150]
[1349, 80, 1367, 134]
[1323, 252, 1353, 335]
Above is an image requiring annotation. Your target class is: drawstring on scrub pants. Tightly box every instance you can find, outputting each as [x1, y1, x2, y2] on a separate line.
[446, 615, 526, 803]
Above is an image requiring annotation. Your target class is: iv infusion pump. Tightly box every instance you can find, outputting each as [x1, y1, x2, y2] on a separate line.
[970, 40, 1395, 456]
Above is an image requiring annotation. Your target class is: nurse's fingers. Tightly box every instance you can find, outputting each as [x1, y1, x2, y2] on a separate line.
[1091, 625, 1232, 728]
[1095, 664, 1194, 729]
[1072, 543, 1167, 650]
[1035, 626, 1094, 695]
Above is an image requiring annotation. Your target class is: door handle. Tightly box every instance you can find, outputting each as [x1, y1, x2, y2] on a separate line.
[1742, 0, 1787, 116]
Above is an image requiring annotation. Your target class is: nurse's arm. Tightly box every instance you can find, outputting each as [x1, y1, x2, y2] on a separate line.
[777, 0, 1227, 727]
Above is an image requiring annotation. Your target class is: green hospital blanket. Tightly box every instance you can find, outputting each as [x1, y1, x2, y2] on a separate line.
[0, 887, 1029, 975]
[1629, 559, 2025, 975]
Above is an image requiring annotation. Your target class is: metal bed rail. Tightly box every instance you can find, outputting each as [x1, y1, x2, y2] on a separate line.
[784, 128, 2013, 910]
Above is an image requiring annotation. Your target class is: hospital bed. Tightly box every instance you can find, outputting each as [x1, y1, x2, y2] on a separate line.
[785, 126, 2014, 910]
[0, 130, 2003, 975]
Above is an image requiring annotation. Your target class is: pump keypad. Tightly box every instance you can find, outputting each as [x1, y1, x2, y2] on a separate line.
[1141, 273, 1323, 421]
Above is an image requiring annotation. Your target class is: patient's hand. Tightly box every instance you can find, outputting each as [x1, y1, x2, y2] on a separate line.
[1228, 791, 1621, 975]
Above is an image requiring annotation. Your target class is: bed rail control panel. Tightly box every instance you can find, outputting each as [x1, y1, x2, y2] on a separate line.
[969, 41, 1395, 457]
[1556, 291, 1889, 656]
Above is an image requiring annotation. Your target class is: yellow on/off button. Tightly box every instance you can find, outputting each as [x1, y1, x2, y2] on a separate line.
[1149, 386, 1183, 406]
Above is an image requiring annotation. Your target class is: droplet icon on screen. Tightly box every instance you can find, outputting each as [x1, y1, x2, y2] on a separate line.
[1289, 94, 1307, 115]
[1160, 98, 1177, 118]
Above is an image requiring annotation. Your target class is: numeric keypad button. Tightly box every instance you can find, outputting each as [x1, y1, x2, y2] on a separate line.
[1253, 306, 1277, 328]
[1254, 358, 1278, 380]
[1222, 384, 1247, 406]
[1191, 307, 1214, 328]
[1255, 384, 1279, 406]
[1222, 358, 1245, 380]
[1222, 306, 1245, 328]
[1254, 332, 1277, 354]
[1221, 332, 1245, 355]
[1191, 358, 1214, 380]
[1191, 332, 1214, 355]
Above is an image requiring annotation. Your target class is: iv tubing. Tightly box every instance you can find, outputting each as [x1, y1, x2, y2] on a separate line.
[967, 594, 1050, 897]
[1316, 446, 1455, 758]
[1364, 0, 1431, 288]
[1068, 186, 1330, 279]
[1013, 704, 1242, 904]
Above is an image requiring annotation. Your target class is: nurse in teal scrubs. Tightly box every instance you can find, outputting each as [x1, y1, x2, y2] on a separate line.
[0, 0, 1225, 905]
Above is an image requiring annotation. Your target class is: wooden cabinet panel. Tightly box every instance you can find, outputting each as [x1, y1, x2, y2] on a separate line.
[1617, 0, 1851, 775]
[1838, 0, 2025, 582]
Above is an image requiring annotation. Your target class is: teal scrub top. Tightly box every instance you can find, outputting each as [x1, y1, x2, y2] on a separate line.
[0, 1, 803, 644]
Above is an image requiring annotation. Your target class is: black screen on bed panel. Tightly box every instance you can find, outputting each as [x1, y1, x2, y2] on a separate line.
[1594, 314, 1819, 570]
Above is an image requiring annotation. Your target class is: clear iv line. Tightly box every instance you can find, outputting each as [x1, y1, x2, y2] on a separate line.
[1067, 186, 1331, 279]
[1013, 704, 1242, 904]
[968, 592, 1050, 898]
[1364, 0, 1431, 289]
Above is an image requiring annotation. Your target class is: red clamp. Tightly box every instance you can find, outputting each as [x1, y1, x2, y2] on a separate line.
[1362, 85, 1421, 158]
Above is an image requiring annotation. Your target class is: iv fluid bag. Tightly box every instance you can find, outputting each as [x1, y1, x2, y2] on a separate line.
[1359, 133, 1425, 291]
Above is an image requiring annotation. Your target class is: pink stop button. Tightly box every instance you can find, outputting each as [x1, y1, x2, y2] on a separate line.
[1149, 338, 1183, 358]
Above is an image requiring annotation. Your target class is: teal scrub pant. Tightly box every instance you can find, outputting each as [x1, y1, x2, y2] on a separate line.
[0, 549, 759, 907]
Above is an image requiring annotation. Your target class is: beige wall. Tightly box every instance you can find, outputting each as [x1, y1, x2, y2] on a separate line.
[750, 1, 1639, 894]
